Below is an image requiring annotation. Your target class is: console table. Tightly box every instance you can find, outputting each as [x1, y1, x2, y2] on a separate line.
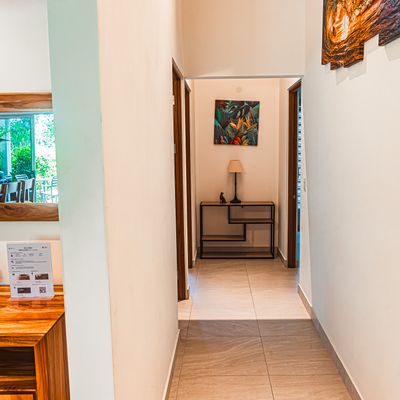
[0, 286, 70, 400]
[200, 201, 276, 259]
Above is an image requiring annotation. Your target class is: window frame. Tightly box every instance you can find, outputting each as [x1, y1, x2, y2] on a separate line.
[0, 93, 59, 222]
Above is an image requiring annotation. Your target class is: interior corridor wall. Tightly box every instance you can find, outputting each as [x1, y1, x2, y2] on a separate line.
[49, 0, 185, 398]
[0, 0, 63, 284]
[193, 79, 280, 249]
[304, 1, 400, 398]
[97, 0, 184, 398]
[182, 0, 305, 78]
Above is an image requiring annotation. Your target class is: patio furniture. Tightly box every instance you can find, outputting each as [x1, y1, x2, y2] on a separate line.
[1, 181, 22, 203]
[21, 178, 36, 202]
[0, 171, 12, 184]
[16, 174, 29, 181]
[0, 185, 6, 203]
[50, 176, 58, 203]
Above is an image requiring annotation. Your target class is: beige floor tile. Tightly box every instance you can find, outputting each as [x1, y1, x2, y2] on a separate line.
[188, 320, 260, 337]
[195, 265, 249, 290]
[181, 337, 268, 377]
[265, 344, 338, 376]
[246, 258, 285, 267]
[178, 297, 193, 320]
[258, 319, 316, 337]
[177, 376, 273, 400]
[270, 375, 351, 400]
[248, 273, 298, 290]
[168, 340, 186, 400]
[191, 287, 256, 320]
[167, 373, 179, 400]
[179, 320, 189, 338]
[262, 334, 324, 352]
[252, 289, 310, 320]
[198, 259, 246, 267]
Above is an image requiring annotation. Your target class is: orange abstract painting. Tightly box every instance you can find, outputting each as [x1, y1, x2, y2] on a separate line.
[322, 0, 400, 69]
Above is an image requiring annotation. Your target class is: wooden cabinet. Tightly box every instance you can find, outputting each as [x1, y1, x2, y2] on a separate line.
[0, 287, 70, 400]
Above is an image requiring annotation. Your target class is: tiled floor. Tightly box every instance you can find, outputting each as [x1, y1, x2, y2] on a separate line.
[170, 258, 351, 400]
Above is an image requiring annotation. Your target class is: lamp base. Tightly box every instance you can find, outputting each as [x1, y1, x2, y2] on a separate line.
[230, 196, 241, 204]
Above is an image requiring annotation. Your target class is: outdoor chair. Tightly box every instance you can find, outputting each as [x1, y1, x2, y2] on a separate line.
[3, 181, 22, 203]
[21, 178, 36, 202]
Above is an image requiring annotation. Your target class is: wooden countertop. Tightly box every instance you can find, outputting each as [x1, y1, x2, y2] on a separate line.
[0, 286, 64, 346]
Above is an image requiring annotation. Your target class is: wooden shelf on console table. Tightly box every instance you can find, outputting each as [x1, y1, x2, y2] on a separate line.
[200, 201, 275, 259]
[0, 286, 70, 400]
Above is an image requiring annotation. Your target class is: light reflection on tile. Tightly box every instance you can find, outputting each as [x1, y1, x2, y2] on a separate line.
[171, 258, 350, 399]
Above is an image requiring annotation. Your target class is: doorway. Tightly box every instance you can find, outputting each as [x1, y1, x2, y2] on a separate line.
[287, 80, 302, 269]
[172, 62, 187, 300]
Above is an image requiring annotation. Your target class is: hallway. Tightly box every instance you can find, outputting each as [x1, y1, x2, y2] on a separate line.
[170, 259, 351, 399]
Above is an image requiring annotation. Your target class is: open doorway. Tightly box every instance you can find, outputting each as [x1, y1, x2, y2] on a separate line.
[287, 80, 302, 269]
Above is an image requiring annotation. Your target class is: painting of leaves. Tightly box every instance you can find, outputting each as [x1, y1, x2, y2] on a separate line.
[214, 100, 260, 146]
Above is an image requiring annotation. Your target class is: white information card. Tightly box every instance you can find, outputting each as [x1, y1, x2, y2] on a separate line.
[7, 243, 55, 299]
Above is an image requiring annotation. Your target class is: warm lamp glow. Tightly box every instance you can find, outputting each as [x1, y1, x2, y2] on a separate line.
[228, 160, 244, 173]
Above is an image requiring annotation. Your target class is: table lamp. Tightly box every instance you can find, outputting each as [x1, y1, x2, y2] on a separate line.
[228, 160, 244, 203]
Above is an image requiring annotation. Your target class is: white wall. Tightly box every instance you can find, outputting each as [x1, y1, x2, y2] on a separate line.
[96, 0, 183, 397]
[0, 0, 51, 92]
[182, 0, 305, 78]
[48, 0, 115, 398]
[0, 0, 62, 285]
[304, 0, 400, 398]
[194, 79, 280, 248]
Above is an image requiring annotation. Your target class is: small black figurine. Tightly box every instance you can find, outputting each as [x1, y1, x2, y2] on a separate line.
[220, 192, 227, 204]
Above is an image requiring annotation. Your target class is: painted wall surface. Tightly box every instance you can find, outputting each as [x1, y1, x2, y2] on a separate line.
[0, 0, 62, 285]
[182, 0, 306, 78]
[0, 0, 51, 92]
[194, 79, 280, 248]
[96, 0, 183, 398]
[47, 0, 115, 398]
[304, 1, 400, 398]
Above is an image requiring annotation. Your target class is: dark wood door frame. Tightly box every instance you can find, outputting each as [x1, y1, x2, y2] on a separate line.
[172, 61, 187, 301]
[184, 83, 194, 269]
[287, 80, 302, 269]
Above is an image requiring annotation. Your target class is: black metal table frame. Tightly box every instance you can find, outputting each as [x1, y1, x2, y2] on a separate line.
[200, 202, 276, 259]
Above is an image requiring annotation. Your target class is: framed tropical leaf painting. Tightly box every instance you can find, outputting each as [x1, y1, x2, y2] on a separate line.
[214, 100, 260, 146]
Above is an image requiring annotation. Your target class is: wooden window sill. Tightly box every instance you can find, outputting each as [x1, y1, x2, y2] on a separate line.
[0, 203, 59, 222]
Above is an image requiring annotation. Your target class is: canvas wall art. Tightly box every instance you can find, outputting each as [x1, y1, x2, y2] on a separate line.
[214, 100, 260, 146]
[322, 0, 400, 69]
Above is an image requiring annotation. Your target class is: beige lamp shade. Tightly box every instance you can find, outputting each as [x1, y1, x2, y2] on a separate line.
[228, 160, 244, 173]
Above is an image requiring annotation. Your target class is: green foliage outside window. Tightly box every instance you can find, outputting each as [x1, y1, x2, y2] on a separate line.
[0, 115, 56, 180]
[11, 146, 32, 178]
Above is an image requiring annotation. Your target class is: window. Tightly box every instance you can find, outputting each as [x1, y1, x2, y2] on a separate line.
[0, 93, 58, 221]
[0, 113, 58, 203]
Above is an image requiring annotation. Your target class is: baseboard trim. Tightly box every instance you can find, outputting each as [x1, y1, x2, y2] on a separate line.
[163, 330, 180, 400]
[297, 285, 363, 400]
[297, 284, 314, 318]
[277, 248, 288, 267]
